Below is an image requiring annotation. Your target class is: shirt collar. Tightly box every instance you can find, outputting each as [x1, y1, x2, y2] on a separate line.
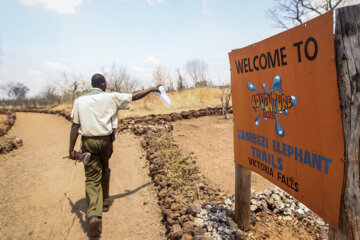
[89, 88, 104, 93]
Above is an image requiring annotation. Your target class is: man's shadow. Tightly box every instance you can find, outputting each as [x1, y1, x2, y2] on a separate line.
[64, 182, 152, 240]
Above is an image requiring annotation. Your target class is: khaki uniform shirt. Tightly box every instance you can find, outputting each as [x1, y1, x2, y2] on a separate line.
[71, 88, 132, 136]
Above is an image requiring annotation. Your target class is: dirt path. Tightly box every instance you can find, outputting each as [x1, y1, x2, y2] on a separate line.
[172, 115, 274, 194]
[0, 112, 165, 240]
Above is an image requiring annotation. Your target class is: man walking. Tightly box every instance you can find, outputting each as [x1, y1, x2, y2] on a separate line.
[69, 73, 159, 237]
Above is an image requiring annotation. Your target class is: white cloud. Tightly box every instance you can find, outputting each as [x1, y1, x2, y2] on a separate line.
[146, 0, 164, 6]
[18, 0, 83, 14]
[141, 56, 161, 64]
[26, 68, 45, 77]
[0, 60, 74, 97]
[42, 61, 70, 72]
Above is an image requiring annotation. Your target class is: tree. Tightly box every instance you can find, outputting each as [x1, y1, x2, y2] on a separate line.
[7, 82, 29, 100]
[57, 73, 89, 105]
[102, 63, 138, 93]
[185, 59, 209, 87]
[221, 86, 231, 119]
[266, 0, 355, 29]
[153, 64, 166, 87]
[152, 65, 174, 91]
[40, 85, 58, 105]
[176, 68, 186, 91]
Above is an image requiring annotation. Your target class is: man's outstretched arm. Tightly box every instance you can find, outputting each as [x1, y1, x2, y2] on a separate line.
[69, 123, 80, 159]
[132, 87, 159, 101]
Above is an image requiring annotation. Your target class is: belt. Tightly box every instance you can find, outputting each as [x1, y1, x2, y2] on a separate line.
[81, 135, 112, 140]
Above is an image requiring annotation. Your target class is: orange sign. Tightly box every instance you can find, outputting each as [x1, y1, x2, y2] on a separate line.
[229, 12, 344, 228]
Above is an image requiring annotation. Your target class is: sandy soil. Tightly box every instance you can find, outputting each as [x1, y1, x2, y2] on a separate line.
[172, 115, 275, 194]
[0, 112, 165, 240]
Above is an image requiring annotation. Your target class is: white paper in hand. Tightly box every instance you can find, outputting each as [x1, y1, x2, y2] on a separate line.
[156, 86, 172, 106]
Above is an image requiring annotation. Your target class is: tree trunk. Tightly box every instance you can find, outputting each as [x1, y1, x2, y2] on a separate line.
[329, 4, 360, 240]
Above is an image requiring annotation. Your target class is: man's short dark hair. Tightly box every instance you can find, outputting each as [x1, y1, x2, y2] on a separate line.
[91, 73, 106, 88]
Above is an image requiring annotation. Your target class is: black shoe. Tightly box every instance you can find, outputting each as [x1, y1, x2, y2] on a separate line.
[88, 216, 102, 237]
[103, 204, 109, 212]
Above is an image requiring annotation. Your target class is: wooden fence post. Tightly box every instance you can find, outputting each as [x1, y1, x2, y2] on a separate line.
[235, 163, 251, 231]
[329, 4, 360, 240]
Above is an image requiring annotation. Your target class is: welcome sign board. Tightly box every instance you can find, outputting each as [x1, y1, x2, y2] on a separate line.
[229, 12, 344, 228]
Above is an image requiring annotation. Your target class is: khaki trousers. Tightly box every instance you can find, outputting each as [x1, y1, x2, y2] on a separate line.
[81, 135, 113, 218]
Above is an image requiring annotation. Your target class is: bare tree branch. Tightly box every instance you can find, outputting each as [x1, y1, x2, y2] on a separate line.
[185, 59, 209, 87]
[266, 0, 351, 29]
[102, 63, 137, 93]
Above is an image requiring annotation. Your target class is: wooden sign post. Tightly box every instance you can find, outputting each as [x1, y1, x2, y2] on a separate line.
[235, 164, 251, 231]
[230, 4, 360, 235]
[329, 4, 360, 240]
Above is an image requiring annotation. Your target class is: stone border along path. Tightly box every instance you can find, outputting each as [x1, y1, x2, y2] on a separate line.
[0, 109, 17, 136]
[14, 107, 328, 240]
[0, 110, 23, 154]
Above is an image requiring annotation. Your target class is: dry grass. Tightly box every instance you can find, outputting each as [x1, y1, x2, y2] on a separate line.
[122, 87, 226, 118]
[49, 87, 229, 118]
[147, 132, 201, 200]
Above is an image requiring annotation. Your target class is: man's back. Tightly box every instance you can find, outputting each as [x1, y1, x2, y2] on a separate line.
[71, 88, 132, 137]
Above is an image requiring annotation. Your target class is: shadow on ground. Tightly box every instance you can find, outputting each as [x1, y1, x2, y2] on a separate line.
[64, 182, 152, 240]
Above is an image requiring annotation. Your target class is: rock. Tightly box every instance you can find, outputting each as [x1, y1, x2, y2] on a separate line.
[316, 218, 325, 226]
[170, 224, 183, 240]
[224, 228, 232, 235]
[181, 234, 193, 240]
[258, 200, 268, 210]
[250, 205, 258, 212]
[158, 188, 167, 200]
[283, 216, 292, 221]
[187, 205, 201, 216]
[225, 208, 234, 219]
[271, 193, 281, 202]
[168, 218, 176, 225]
[171, 203, 181, 211]
[265, 196, 275, 209]
[188, 214, 195, 221]
[206, 224, 213, 232]
[178, 215, 187, 224]
[164, 115, 173, 122]
[298, 203, 310, 212]
[263, 189, 272, 196]
[217, 226, 224, 232]
[194, 218, 204, 228]
[193, 225, 205, 235]
[283, 208, 292, 216]
[154, 175, 167, 187]
[170, 212, 181, 220]
[296, 208, 305, 215]
[193, 235, 212, 240]
[181, 112, 192, 119]
[140, 140, 148, 148]
[224, 198, 232, 206]
[217, 210, 226, 218]
[182, 221, 194, 235]
[274, 200, 285, 210]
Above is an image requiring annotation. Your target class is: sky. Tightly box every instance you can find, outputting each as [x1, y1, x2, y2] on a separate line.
[0, 0, 308, 97]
